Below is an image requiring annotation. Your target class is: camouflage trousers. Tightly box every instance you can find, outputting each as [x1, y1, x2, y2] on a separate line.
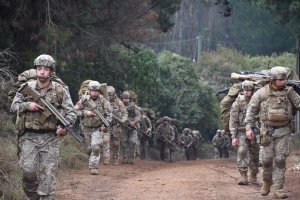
[83, 128, 104, 169]
[19, 131, 61, 200]
[237, 134, 259, 175]
[261, 133, 290, 190]
[120, 127, 138, 162]
[213, 146, 223, 159]
[110, 123, 122, 160]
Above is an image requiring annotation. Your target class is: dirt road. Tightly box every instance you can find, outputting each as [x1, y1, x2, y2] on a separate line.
[55, 155, 300, 200]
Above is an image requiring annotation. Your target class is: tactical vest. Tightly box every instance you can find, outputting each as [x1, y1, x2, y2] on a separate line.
[127, 104, 137, 119]
[24, 81, 64, 131]
[157, 124, 173, 140]
[111, 98, 122, 116]
[81, 95, 105, 128]
[260, 85, 293, 127]
[235, 94, 250, 127]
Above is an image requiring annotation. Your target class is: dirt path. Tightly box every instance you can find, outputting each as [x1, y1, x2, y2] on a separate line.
[55, 156, 300, 200]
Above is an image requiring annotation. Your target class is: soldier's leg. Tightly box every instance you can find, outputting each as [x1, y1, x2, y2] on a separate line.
[102, 132, 111, 165]
[120, 127, 130, 163]
[128, 130, 138, 164]
[249, 142, 260, 185]
[157, 140, 165, 160]
[140, 135, 147, 159]
[213, 147, 219, 159]
[135, 131, 141, 159]
[237, 135, 250, 185]
[37, 136, 61, 199]
[273, 135, 290, 198]
[260, 140, 274, 196]
[83, 131, 92, 156]
[19, 137, 40, 200]
[89, 131, 103, 174]
[112, 125, 121, 165]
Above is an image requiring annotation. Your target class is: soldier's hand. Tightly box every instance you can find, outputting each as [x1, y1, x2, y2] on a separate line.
[86, 111, 96, 117]
[232, 138, 238, 147]
[246, 129, 254, 140]
[28, 102, 44, 112]
[100, 124, 108, 132]
[57, 126, 67, 136]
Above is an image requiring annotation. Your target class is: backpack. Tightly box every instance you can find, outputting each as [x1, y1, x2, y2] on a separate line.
[78, 80, 108, 100]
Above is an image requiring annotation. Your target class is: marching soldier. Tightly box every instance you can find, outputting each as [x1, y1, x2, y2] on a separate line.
[75, 81, 111, 174]
[10, 54, 76, 199]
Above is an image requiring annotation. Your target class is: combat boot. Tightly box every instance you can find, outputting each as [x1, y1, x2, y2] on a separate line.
[260, 182, 271, 196]
[249, 173, 259, 185]
[103, 158, 110, 165]
[237, 174, 248, 185]
[274, 189, 288, 199]
[122, 159, 129, 164]
[90, 168, 98, 175]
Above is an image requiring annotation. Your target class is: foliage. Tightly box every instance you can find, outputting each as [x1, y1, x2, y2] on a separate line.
[196, 46, 296, 88]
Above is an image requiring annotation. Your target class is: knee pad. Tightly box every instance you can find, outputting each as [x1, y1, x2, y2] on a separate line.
[262, 157, 273, 168]
[238, 146, 248, 158]
[92, 145, 100, 155]
[103, 135, 110, 144]
[23, 171, 37, 183]
[275, 154, 286, 169]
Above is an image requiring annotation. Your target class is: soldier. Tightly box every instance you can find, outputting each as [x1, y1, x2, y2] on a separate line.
[10, 54, 77, 200]
[155, 116, 176, 162]
[178, 128, 194, 160]
[75, 81, 111, 174]
[139, 109, 153, 159]
[221, 130, 231, 158]
[120, 90, 141, 164]
[191, 130, 202, 160]
[245, 66, 300, 198]
[230, 80, 259, 185]
[107, 86, 128, 165]
[212, 130, 224, 159]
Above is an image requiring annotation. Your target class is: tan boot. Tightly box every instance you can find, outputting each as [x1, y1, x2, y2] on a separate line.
[249, 174, 259, 185]
[90, 168, 98, 175]
[112, 159, 119, 166]
[260, 182, 271, 196]
[237, 174, 248, 185]
[274, 189, 288, 199]
[104, 158, 110, 165]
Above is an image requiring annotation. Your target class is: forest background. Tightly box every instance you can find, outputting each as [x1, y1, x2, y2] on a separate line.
[0, 0, 299, 199]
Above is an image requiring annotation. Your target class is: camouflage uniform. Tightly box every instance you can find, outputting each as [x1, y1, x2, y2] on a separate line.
[75, 82, 111, 172]
[108, 87, 128, 165]
[10, 79, 76, 199]
[155, 117, 176, 161]
[222, 131, 231, 158]
[191, 130, 202, 160]
[212, 130, 224, 159]
[245, 66, 300, 198]
[138, 112, 152, 159]
[179, 128, 194, 160]
[230, 92, 259, 185]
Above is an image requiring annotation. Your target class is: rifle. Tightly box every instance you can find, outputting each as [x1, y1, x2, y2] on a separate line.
[19, 83, 82, 143]
[110, 113, 137, 131]
[213, 86, 230, 96]
[82, 99, 118, 138]
[161, 134, 176, 147]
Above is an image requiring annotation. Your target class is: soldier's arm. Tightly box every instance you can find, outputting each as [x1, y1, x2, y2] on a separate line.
[119, 99, 128, 122]
[10, 91, 31, 113]
[229, 100, 240, 138]
[145, 116, 152, 130]
[244, 91, 261, 130]
[288, 89, 300, 110]
[61, 88, 77, 125]
[103, 98, 112, 121]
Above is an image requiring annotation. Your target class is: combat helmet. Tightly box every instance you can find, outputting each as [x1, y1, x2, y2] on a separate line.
[107, 86, 116, 95]
[88, 81, 101, 91]
[183, 128, 191, 134]
[241, 80, 254, 91]
[34, 54, 56, 71]
[270, 66, 287, 80]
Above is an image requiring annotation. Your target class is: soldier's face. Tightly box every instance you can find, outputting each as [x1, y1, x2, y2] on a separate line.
[122, 96, 129, 105]
[244, 90, 253, 97]
[36, 66, 51, 81]
[90, 90, 99, 98]
[274, 79, 286, 89]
